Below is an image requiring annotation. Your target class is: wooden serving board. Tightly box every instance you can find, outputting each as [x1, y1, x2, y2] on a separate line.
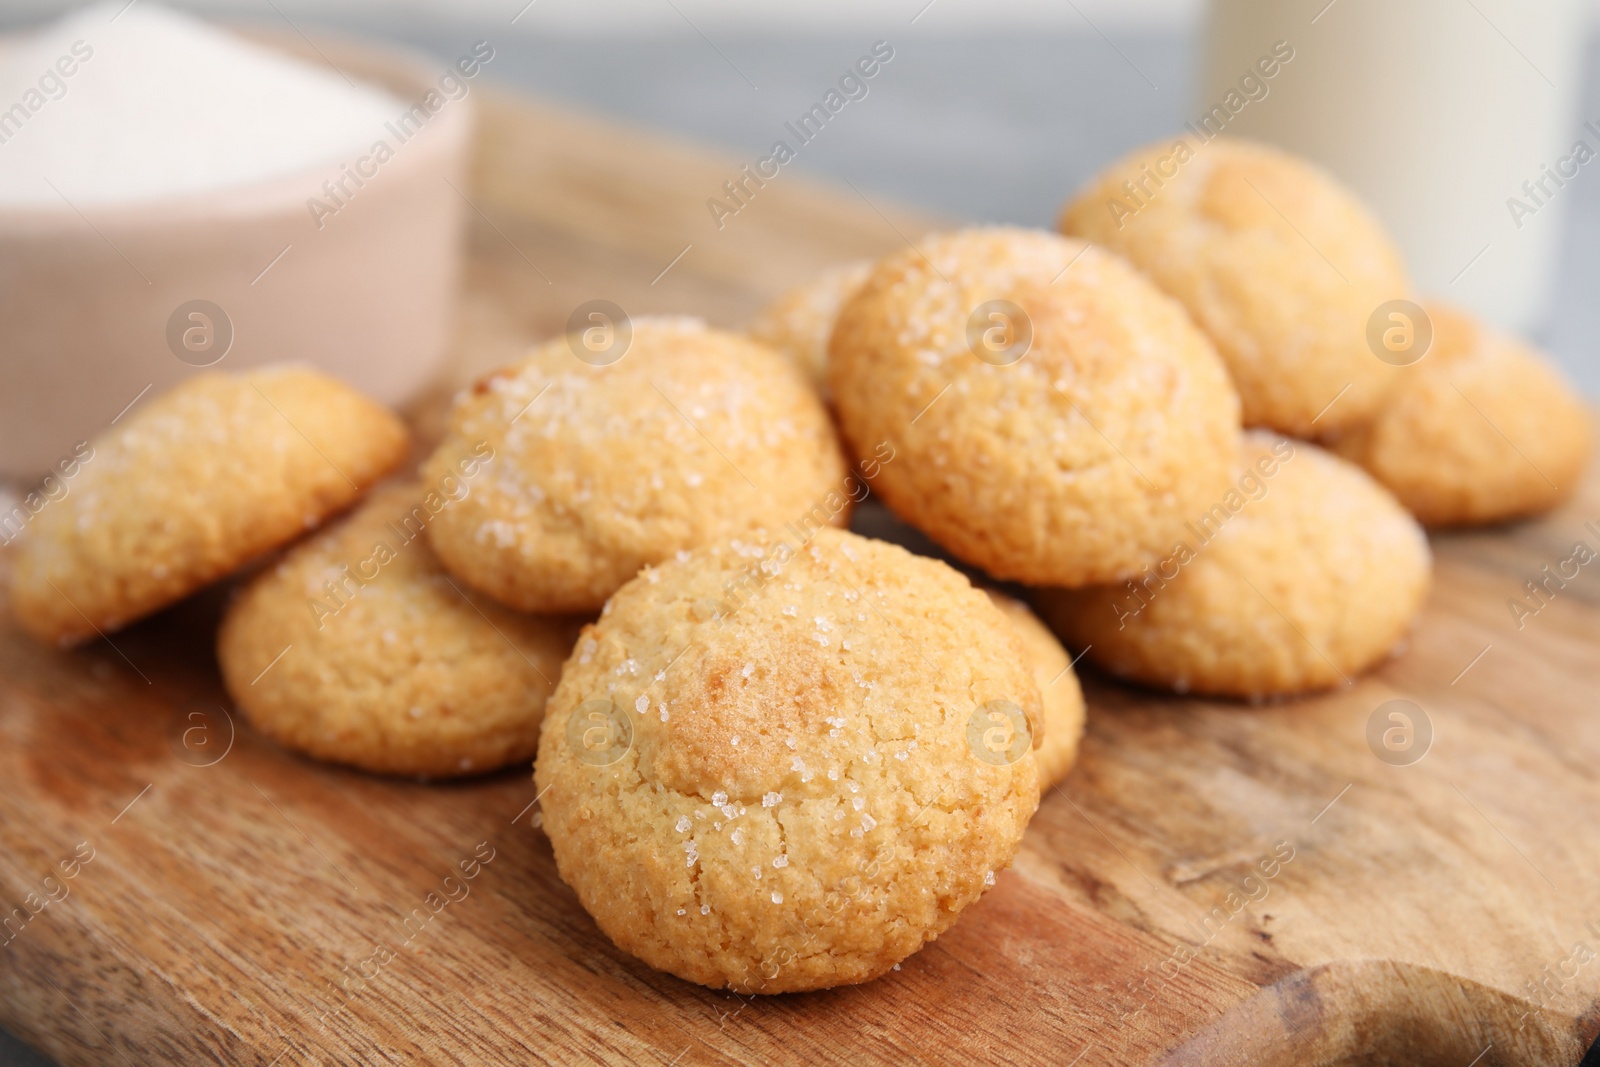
[3, 89, 1599, 1067]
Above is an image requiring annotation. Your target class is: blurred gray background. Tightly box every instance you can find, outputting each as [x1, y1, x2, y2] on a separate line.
[1, 1, 1598, 1062]
[3, 0, 1597, 393]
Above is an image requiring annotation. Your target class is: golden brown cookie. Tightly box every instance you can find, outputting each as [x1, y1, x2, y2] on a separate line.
[1034, 433, 1431, 699]
[828, 227, 1240, 588]
[218, 482, 583, 778]
[535, 527, 1040, 993]
[749, 260, 873, 397]
[9, 365, 407, 646]
[422, 318, 850, 614]
[1329, 303, 1592, 527]
[1061, 138, 1409, 436]
[985, 590, 1085, 790]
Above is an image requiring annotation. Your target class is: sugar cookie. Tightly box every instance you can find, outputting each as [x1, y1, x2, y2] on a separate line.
[218, 482, 582, 778]
[422, 318, 850, 614]
[535, 527, 1039, 993]
[985, 590, 1085, 789]
[1035, 433, 1430, 698]
[749, 260, 872, 397]
[1061, 138, 1409, 436]
[828, 226, 1240, 587]
[1330, 303, 1591, 526]
[9, 365, 406, 646]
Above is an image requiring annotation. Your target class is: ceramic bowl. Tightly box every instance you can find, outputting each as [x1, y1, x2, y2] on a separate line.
[0, 28, 473, 479]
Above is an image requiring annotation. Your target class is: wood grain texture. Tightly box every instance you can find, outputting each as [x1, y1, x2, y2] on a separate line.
[2, 90, 1599, 1066]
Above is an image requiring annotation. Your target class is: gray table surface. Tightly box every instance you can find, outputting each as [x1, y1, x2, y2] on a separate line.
[2, 15, 1597, 1066]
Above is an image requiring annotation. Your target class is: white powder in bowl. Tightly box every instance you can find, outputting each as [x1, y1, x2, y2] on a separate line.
[0, 3, 404, 208]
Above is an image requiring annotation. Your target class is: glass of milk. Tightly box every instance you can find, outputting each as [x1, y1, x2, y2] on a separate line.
[1203, 0, 1587, 334]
